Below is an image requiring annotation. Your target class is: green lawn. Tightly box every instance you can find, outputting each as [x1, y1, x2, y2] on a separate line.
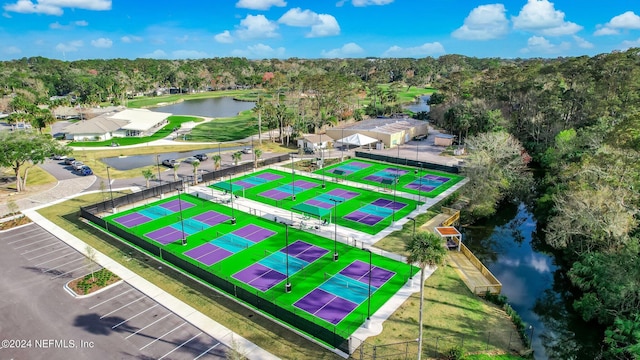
[103, 193, 417, 347]
[70, 115, 202, 147]
[212, 168, 422, 235]
[318, 159, 464, 199]
[188, 110, 258, 142]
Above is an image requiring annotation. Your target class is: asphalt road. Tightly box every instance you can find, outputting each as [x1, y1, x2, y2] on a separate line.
[0, 223, 228, 360]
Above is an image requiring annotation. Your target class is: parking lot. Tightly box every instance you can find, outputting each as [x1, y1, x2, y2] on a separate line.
[0, 223, 228, 360]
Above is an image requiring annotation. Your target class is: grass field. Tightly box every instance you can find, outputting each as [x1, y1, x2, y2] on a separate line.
[212, 168, 422, 235]
[317, 158, 464, 199]
[188, 110, 258, 142]
[103, 193, 417, 347]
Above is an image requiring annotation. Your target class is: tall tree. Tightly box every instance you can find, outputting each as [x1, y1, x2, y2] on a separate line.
[405, 231, 448, 360]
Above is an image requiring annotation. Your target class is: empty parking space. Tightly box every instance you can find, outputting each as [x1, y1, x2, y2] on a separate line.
[0, 223, 228, 359]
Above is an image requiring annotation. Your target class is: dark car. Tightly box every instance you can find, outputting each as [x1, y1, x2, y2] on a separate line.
[413, 134, 427, 141]
[63, 157, 76, 165]
[194, 153, 208, 161]
[303, 148, 315, 154]
[162, 159, 180, 168]
[77, 165, 93, 176]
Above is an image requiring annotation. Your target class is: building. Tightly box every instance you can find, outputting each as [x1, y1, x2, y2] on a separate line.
[434, 133, 455, 146]
[62, 108, 171, 141]
[296, 134, 334, 151]
[325, 117, 428, 149]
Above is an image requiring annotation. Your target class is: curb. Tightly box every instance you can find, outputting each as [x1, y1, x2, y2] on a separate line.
[64, 277, 124, 299]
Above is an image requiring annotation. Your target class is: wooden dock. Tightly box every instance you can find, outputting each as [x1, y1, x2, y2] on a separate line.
[422, 210, 502, 295]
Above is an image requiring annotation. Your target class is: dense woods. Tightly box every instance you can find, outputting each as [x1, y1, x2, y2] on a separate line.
[1, 50, 639, 358]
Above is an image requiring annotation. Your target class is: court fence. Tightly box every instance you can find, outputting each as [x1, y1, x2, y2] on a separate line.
[354, 151, 460, 174]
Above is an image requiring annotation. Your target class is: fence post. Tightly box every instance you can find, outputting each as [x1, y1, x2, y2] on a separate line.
[373, 345, 376, 360]
[486, 332, 491, 350]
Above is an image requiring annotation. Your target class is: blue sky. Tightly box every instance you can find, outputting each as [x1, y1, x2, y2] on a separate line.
[1, 0, 639, 61]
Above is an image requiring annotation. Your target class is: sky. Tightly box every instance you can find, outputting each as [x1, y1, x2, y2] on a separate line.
[0, 0, 639, 61]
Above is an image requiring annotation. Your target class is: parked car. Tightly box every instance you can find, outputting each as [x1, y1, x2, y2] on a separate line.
[72, 161, 85, 171]
[241, 147, 252, 154]
[304, 147, 315, 154]
[183, 156, 199, 164]
[413, 134, 427, 141]
[194, 153, 208, 161]
[162, 159, 180, 168]
[63, 157, 76, 165]
[77, 165, 93, 176]
[51, 154, 67, 160]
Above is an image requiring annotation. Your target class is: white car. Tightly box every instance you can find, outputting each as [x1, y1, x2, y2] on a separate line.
[183, 156, 200, 164]
[241, 147, 252, 154]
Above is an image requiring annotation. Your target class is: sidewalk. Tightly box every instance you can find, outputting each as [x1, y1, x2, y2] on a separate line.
[22, 206, 278, 360]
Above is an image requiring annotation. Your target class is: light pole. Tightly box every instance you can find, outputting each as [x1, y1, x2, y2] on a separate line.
[176, 187, 186, 245]
[106, 166, 115, 212]
[364, 248, 372, 327]
[156, 154, 162, 185]
[320, 133, 326, 189]
[392, 175, 398, 221]
[416, 163, 422, 202]
[282, 221, 292, 293]
[407, 217, 416, 281]
[290, 154, 296, 201]
[329, 198, 342, 261]
[340, 128, 344, 162]
[229, 175, 236, 224]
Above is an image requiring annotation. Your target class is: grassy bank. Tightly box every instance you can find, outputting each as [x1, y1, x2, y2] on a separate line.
[188, 110, 258, 142]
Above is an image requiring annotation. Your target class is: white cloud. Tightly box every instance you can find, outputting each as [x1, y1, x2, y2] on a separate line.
[121, 35, 142, 43]
[142, 49, 167, 58]
[308, 14, 340, 37]
[278, 8, 340, 38]
[381, 42, 445, 57]
[4, 0, 111, 16]
[231, 43, 285, 58]
[512, 0, 582, 36]
[91, 37, 112, 48]
[55, 40, 83, 52]
[49, 19, 88, 29]
[236, 14, 278, 40]
[573, 35, 593, 49]
[49, 21, 63, 29]
[214, 30, 233, 43]
[175, 35, 189, 43]
[595, 11, 640, 36]
[520, 35, 570, 53]
[278, 8, 318, 27]
[352, 0, 393, 6]
[321, 42, 364, 58]
[74, 20, 87, 26]
[172, 50, 208, 59]
[3, 46, 21, 54]
[621, 37, 640, 49]
[235, 0, 285, 10]
[452, 4, 509, 40]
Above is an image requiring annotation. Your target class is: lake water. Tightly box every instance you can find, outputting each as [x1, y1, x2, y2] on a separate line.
[150, 97, 255, 117]
[404, 95, 430, 113]
[462, 203, 602, 359]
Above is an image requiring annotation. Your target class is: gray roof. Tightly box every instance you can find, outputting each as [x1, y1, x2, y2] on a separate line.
[331, 117, 426, 135]
[62, 117, 128, 135]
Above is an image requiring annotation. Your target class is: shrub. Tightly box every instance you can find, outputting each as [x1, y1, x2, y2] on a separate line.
[442, 346, 464, 360]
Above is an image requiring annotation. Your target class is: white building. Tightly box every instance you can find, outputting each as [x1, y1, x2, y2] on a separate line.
[63, 109, 171, 141]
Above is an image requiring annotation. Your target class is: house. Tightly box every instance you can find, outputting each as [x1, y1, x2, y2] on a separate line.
[62, 108, 171, 141]
[326, 118, 428, 149]
[296, 134, 334, 152]
[434, 133, 455, 146]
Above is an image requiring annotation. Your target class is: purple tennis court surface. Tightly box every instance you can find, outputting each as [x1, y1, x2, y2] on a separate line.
[339, 260, 395, 288]
[232, 225, 277, 242]
[233, 264, 287, 292]
[145, 226, 186, 245]
[343, 211, 384, 225]
[291, 180, 318, 189]
[364, 168, 410, 183]
[405, 182, 436, 192]
[424, 174, 451, 182]
[193, 211, 232, 226]
[371, 198, 407, 210]
[294, 288, 358, 325]
[305, 199, 334, 209]
[257, 173, 282, 181]
[284, 240, 329, 263]
[326, 189, 359, 200]
[327, 161, 371, 175]
[159, 199, 196, 212]
[234, 180, 256, 189]
[259, 189, 290, 201]
[184, 243, 234, 266]
[114, 212, 153, 227]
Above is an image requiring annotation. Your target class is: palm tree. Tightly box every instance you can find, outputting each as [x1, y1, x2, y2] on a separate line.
[141, 169, 155, 188]
[172, 163, 180, 181]
[253, 149, 263, 169]
[191, 160, 200, 184]
[405, 231, 448, 360]
[212, 154, 221, 171]
[231, 151, 242, 166]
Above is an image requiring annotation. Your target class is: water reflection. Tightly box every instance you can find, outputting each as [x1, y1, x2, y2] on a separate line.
[404, 95, 431, 113]
[462, 203, 602, 359]
[149, 97, 254, 117]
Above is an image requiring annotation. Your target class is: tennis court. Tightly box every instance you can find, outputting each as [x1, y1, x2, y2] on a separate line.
[259, 180, 319, 201]
[318, 158, 463, 198]
[233, 172, 283, 189]
[343, 198, 408, 226]
[326, 161, 371, 175]
[113, 212, 153, 227]
[304, 189, 360, 210]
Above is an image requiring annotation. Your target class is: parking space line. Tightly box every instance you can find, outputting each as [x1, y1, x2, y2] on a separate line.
[194, 343, 221, 360]
[33, 250, 77, 267]
[112, 304, 159, 329]
[125, 313, 172, 340]
[26, 246, 71, 261]
[100, 296, 146, 319]
[51, 263, 91, 279]
[158, 332, 202, 360]
[14, 238, 54, 250]
[139, 322, 187, 351]
[42, 257, 83, 273]
[21, 244, 66, 256]
[89, 288, 134, 309]
[7, 231, 44, 244]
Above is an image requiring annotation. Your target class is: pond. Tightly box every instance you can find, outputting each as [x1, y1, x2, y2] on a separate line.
[403, 95, 430, 113]
[462, 203, 603, 360]
[150, 97, 255, 118]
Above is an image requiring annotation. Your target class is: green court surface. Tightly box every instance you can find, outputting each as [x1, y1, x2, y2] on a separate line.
[316, 158, 464, 198]
[210, 168, 422, 235]
[101, 193, 418, 348]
